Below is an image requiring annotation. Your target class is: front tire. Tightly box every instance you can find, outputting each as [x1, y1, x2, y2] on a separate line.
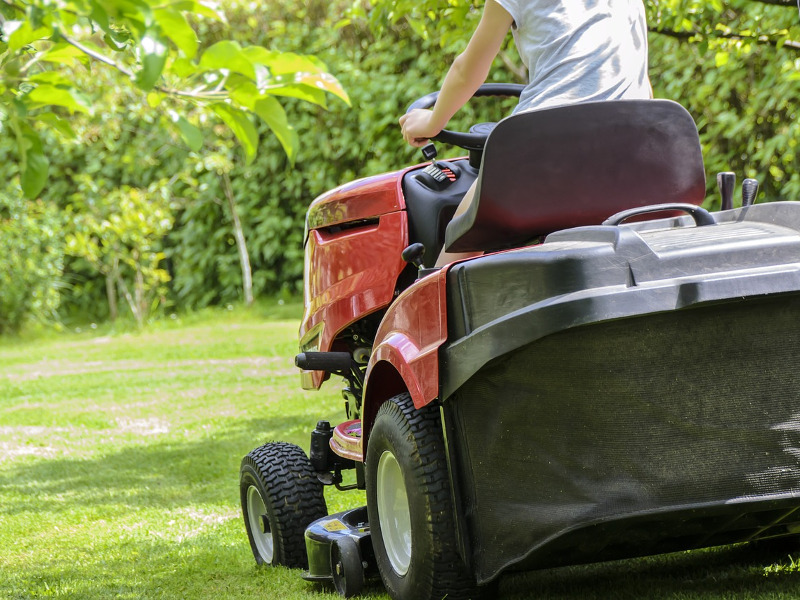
[366, 392, 479, 600]
[240, 441, 327, 568]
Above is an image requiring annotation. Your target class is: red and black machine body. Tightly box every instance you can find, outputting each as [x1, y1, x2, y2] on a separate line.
[244, 95, 800, 600]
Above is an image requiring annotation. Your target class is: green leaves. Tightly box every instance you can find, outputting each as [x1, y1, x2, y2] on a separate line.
[211, 103, 258, 164]
[41, 43, 91, 68]
[154, 9, 199, 59]
[199, 41, 258, 80]
[229, 81, 298, 162]
[646, 0, 800, 205]
[0, 0, 349, 196]
[65, 182, 176, 326]
[167, 0, 227, 23]
[191, 41, 347, 161]
[253, 97, 298, 164]
[172, 113, 203, 152]
[16, 122, 49, 199]
[134, 32, 169, 91]
[0, 193, 64, 333]
[26, 78, 91, 114]
[36, 112, 77, 139]
[6, 20, 49, 51]
[253, 50, 350, 106]
[352, 0, 482, 53]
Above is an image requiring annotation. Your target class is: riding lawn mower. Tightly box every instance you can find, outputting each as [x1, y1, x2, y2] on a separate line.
[240, 84, 800, 599]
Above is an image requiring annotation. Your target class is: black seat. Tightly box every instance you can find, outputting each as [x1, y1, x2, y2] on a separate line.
[444, 99, 706, 253]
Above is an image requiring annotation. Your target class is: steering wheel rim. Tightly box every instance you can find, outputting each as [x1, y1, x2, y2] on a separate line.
[406, 83, 525, 150]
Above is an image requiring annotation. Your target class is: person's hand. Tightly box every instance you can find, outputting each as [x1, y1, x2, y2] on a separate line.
[399, 109, 442, 148]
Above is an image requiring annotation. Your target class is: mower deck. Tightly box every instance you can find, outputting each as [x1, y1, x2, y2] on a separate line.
[303, 506, 376, 596]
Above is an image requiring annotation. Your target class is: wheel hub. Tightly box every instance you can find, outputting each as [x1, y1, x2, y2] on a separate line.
[376, 450, 412, 575]
[246, 485, 274, 563]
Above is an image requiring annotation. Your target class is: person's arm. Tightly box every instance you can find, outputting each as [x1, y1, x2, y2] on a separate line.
[399, 0, 514, 147]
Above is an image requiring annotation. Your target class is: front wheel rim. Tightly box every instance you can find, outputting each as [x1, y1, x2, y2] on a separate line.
[246, 485, 274, 563]
[376, 450, 412, 575]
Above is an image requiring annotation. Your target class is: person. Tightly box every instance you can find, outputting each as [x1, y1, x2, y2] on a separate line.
[399, 0, 652, 266]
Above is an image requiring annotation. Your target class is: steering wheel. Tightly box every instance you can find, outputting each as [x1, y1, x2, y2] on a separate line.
[406, 83, 525, 151]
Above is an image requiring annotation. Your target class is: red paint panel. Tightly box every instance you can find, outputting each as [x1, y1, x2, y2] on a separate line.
[306, 171, 405, 230]
[299, 210, 409, 388]
[298, 162, 448, 390]
[365, 269, 449, 410]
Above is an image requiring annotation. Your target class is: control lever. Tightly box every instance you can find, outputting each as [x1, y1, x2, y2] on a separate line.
[402, 243, 440, 279]
[717, 172, 735, 210]
[742, 178, 759, 207]
[401, 243, 426, 269]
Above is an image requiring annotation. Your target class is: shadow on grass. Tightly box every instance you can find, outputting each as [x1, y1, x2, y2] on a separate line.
[2, 522, 351, 600]
[3, 414, 800, 599]
[498, 540, 800, 599]
[0, 411, 360, 598]
[0, 414, 324, 516]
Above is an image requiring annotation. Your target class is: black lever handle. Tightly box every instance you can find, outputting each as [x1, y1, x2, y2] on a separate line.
[401, 243, 426, 269]
[421, 143, 437, 161]
[742, 178, 759, 207]
[717, 172, 735, 210]
[603, 203, 715, 227]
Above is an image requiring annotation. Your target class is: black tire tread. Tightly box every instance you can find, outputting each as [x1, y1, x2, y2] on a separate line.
[240, 441, 327, 568]
[370, 392, 480, 600]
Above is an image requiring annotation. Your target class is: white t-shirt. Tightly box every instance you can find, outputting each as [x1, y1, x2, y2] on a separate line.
[492, 0, 651, 113]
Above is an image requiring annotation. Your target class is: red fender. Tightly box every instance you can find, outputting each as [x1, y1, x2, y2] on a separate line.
[361, 267, 449, 452]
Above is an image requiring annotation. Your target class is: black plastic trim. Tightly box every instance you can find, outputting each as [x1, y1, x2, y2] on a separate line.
[442, 202, 800, 400]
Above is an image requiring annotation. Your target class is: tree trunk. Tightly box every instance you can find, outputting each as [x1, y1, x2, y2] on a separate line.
[113, 258, 143, 327]
[105, 271, 118, 321]
[222, 172, 253, 305]
[133, 250, 146, 321]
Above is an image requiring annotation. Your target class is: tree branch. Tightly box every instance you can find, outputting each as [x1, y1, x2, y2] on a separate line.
[747, 0, 796, 6]
[0, 0, 24, 14]
[61, 32, 134, 74]
[497, 50, 527, 82]
[59, 31, 227, 100]
[651, 26, 800, 51]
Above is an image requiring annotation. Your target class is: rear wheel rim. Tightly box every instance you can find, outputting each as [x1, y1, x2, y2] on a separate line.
[377, 450, 412, 575]
[246, 485, 274, 563]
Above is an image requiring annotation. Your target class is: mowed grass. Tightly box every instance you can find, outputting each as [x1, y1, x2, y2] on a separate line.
[1, 301, 800, 599]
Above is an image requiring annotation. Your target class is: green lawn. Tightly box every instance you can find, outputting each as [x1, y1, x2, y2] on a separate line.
[1, 302, 799, 599]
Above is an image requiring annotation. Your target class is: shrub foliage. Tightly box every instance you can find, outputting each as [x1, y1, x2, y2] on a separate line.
[2, 0, 800, 328]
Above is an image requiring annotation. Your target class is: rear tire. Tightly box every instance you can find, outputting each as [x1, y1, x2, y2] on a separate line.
[240, 441, 327, 568]
[366, 392, 479, 600]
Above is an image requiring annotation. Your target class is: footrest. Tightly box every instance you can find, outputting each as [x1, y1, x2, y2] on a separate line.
[330, 420, 362, 462]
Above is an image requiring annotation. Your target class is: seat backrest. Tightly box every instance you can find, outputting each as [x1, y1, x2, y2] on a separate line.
[444, 99, 706, 252]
